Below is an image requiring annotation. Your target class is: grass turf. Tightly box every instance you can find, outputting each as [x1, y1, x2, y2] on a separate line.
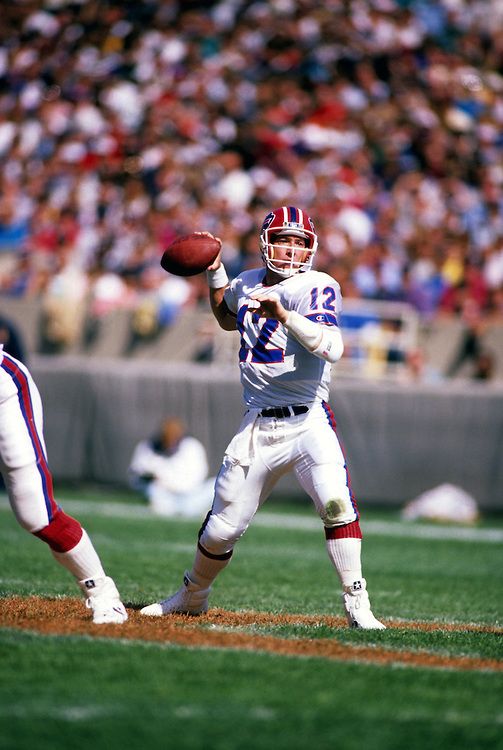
[1, 630, 501, 750]
[0, 485, 502, 750]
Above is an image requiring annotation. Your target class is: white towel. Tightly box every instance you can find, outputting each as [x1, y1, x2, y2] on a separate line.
[224, 408, 260, 466]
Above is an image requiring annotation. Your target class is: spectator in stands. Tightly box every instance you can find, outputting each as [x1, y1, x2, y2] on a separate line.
[400, 346, 442, 385]
[124, 265, 193, 353]
[446, 298, 488, 379]
[38, 252, 89, 353]
[0, 315, 28, 364]
[128, 417, 215, 518]
[472, 350, 495, 381]
[0, 0, 501, 365]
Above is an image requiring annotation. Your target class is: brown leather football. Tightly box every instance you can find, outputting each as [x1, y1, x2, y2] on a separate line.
[160, 233, 220, 277]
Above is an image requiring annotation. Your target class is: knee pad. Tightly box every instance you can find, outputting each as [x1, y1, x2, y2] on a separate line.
[319, 496, 358, 527]
[198, 512, 246, 557]
[33, 509, 83, 553]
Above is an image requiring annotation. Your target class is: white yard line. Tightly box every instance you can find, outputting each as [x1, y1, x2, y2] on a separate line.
[0, 495, 502, 543]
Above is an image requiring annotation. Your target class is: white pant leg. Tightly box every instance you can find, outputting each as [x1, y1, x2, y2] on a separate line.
[292, 403, 358, 526]
[200, 401, 358, 554]
[200, 447, 283, 555]
[0, 354, 57, 531]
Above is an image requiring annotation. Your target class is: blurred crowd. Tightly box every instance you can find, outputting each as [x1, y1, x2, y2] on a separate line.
[0, 0, 502, 355]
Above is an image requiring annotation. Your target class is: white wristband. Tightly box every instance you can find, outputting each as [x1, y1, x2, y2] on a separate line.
[206, 264, 229, 289]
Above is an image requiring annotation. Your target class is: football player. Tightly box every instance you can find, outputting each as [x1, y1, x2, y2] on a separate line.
[0, 348, 127, 624]
[142, 206, 385, 628]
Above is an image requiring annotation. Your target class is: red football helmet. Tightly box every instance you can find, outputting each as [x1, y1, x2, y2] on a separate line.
[260, 206, 318, 277]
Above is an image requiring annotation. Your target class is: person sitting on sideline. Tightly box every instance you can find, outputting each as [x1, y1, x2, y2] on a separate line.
[129, 417, 215, 518]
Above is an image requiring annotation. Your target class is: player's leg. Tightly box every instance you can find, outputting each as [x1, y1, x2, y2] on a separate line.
[192, 452, 280, 581]
[0, 355, 127, 623]
[141, 439, 281, 616]
[293, 403, 385, 629]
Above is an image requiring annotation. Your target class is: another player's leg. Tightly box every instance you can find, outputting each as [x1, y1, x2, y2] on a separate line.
[6, 463, 128, 624]
[47, 517, 128, 625]
[0, 356, 127, 624]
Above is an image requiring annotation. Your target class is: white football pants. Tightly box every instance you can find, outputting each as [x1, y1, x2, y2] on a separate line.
[0, 352, 59, 532]
[200, 401, 359, 556]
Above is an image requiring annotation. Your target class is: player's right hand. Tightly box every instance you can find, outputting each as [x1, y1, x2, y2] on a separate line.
[249, 292, 288, 323]
[207, 248, 222, 271]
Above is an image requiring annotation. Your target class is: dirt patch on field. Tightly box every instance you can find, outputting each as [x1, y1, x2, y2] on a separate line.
[1, 596, 501, 672]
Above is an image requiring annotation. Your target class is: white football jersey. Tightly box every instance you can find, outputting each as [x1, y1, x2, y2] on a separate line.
[224, 268, 343, 408]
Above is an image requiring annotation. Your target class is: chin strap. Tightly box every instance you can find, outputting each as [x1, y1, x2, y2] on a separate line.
[284, 310, 344, 364]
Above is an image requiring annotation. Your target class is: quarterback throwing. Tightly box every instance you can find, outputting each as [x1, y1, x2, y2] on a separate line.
[142, 206, 385, 629]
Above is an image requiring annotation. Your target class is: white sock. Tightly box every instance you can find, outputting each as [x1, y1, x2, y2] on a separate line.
[326, 537, 363, 588]
[51, 529, 106, 583]
[189, 546, 231, 589]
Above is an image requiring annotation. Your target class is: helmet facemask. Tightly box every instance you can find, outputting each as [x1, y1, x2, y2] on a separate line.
[260, 207, 318, 278]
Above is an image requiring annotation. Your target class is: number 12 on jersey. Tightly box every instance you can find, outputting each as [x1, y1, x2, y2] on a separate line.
[236, 305, 284, 363]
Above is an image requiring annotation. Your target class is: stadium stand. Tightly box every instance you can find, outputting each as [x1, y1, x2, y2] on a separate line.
[0, 0, 501, 381]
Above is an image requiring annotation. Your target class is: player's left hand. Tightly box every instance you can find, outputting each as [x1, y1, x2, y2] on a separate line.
[249, 292, 288, 323]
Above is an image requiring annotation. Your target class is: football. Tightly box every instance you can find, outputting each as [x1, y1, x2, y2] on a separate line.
[160, 233, 220, 277]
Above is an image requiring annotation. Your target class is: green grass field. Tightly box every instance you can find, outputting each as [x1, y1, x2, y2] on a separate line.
[1, 485, 502, 750]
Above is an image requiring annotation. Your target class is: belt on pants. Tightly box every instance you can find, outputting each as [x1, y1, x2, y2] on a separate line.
[259, 405, 309, 419]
